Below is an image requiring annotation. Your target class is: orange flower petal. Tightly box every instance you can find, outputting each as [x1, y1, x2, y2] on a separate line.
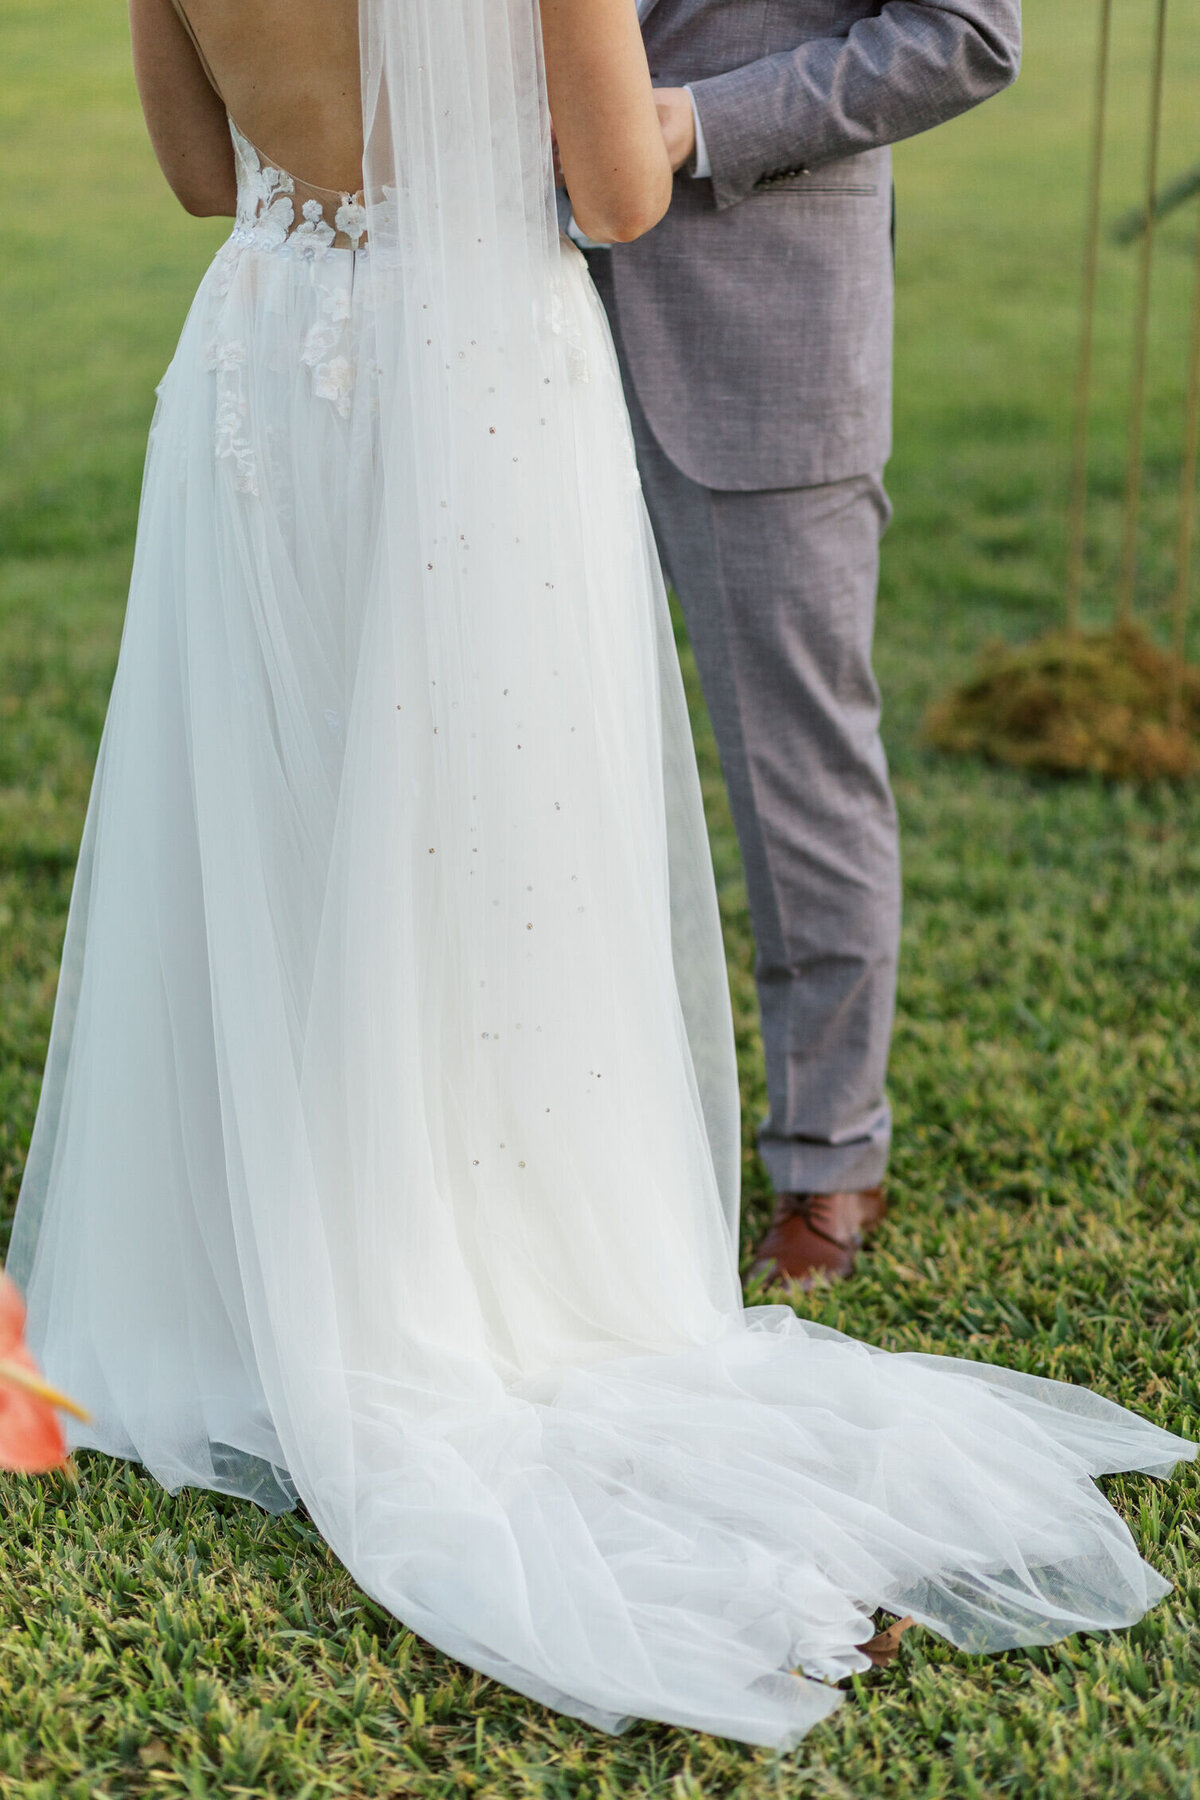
[0, 1274, 26, 1359]
[0, 1381, 68, 1473]
[0, 1272, 84, 1472]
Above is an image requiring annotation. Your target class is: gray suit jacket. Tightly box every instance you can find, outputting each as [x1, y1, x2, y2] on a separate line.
[589, 0, 1021, 491]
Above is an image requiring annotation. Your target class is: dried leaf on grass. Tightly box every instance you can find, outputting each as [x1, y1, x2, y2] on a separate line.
[860, 1615, 915, 1668]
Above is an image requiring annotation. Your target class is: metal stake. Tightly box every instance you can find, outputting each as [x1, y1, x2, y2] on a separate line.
[1169, 204, 1200, 731]
[1066, 0, 1114, 635]
[1116, 0, 1169, 623]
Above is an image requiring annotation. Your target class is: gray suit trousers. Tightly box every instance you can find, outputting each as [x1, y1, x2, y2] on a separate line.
[596, 274, 901, 1195]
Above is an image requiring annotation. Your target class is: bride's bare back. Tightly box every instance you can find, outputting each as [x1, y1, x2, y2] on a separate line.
[171, 0, 363, 192]
[131, 0, 670, 242]
[129, 0, 362, 212]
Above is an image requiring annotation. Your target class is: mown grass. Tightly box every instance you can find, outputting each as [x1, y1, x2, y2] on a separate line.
[2, 0, 1200, 1794]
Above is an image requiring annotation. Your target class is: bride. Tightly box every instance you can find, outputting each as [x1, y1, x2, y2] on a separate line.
[8, 0, 1193, 1749]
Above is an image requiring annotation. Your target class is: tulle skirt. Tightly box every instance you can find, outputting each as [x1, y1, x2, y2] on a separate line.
[10, 225, 1194, 1748]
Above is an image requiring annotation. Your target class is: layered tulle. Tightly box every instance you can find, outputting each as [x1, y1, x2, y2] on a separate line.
[9, 0, 1194, 1749]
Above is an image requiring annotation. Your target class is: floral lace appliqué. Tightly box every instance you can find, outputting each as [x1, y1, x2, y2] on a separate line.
[300, 283, 359, 419]
[204, 337, 257, 495]
[546, 281, 591, 387]
[230, 121, 368, 258]
[199, 337, 257, 492]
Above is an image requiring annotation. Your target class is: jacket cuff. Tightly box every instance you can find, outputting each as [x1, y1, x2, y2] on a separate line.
[683, 86, 712, 179]
[689, 60, 810, 211]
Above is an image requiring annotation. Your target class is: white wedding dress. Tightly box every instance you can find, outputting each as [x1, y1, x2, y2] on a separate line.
[8, 0, 1194, 1749]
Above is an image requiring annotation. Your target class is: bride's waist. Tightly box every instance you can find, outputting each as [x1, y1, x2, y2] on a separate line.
[230, 197, 370, 259]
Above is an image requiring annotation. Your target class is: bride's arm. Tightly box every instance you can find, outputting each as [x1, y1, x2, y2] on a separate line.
[129, 0, 236, 218]
[541, 0, 672, 244]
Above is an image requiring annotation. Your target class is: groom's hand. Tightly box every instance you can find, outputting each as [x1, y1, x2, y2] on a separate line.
[654, 89, 696, 173]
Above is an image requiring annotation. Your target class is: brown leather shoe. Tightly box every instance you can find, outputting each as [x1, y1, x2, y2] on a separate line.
[748, 1187, 887, 1288]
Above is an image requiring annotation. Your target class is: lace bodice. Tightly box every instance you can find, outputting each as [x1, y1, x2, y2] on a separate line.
[230, 121, 368, 255]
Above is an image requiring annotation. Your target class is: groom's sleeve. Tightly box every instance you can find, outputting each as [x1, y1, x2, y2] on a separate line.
[688, 0, 1021, 211]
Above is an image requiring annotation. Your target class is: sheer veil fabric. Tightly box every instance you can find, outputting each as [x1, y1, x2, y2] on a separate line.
[8, 0, 1195, 1749]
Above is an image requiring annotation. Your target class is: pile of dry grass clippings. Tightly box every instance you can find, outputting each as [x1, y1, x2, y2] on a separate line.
[924, 624, 1200, 780]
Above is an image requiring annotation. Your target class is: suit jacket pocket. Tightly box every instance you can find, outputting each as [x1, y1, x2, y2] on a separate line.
[753, 174, 878, 195]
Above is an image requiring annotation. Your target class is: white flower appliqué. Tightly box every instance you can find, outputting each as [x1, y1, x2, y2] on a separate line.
[325, 286, 352, 327]
[546, 280, 591, 386]
[293, 200, 337, 260]
[214, 391, 258, 496]
[334, 199, 369, 247]
[298, 284, 359, 417]
[203, 339, 248, 374]
[203, 334, 257, 493]
[300, 321, 342, 368]
[229, 123, 369, 258]
[312, 356, 357, 420]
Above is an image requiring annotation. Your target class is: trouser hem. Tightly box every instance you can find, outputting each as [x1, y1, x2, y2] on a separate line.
[758, 1135, 891, 1199]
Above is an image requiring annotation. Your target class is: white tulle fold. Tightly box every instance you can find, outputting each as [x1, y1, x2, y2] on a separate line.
[8, 0, 1193, 1749]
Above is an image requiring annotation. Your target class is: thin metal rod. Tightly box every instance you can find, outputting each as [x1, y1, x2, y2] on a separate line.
[1066, 0, 1114, 636]
[1168, 204, 1200, 731]
[1116, 0, 1169, 623]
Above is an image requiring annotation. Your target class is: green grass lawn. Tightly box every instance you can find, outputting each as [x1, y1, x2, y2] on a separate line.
[2, 0, 1200, 1794]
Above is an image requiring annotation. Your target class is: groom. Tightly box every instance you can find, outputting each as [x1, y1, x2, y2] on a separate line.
[577, 0, 1021, 1284]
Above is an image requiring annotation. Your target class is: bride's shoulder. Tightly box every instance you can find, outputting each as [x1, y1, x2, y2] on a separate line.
[129, 0, 236, 218]
[131, 0, 363, 214]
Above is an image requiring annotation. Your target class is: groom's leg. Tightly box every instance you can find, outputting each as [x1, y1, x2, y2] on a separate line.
[615, 363, 900, 1196]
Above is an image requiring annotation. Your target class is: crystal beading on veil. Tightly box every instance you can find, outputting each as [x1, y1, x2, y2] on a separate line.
[8, 0, 1195, 1750]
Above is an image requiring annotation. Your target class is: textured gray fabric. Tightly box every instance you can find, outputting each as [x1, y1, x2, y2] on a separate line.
[607, 0, 1021, 491]
[593, 259, 900, 1192]
[581, 0, 1019, 1190]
